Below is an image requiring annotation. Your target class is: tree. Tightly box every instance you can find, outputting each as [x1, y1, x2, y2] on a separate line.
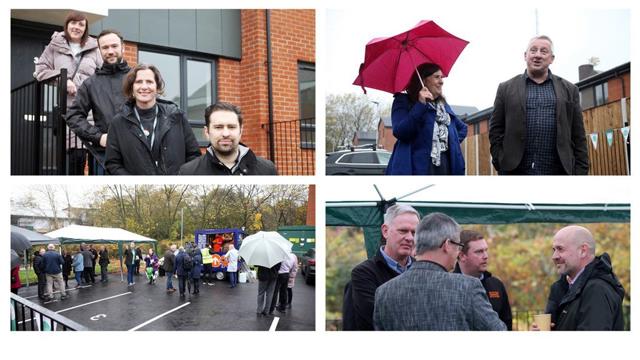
[325, 93, 377, 151]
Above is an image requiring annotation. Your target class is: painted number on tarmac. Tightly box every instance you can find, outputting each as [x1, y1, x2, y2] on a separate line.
[90, 314, 107, 321]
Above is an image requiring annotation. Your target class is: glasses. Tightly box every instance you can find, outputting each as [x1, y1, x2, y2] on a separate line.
[441, 238, 464, 250]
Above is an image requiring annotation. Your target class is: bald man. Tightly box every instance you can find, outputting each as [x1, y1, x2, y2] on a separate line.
[543, 225, 625, 330]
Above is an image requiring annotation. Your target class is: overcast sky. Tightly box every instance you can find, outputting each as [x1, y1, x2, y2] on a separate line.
[326, 7, 630, 111]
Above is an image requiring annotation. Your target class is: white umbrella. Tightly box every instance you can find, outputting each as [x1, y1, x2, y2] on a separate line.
[238, 231, 292, 268]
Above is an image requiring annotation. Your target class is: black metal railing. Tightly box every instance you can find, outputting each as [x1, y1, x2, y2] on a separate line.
[264, 117, 315, 175]
[11, 69, 73, 175]
[10, 292, 88, 331]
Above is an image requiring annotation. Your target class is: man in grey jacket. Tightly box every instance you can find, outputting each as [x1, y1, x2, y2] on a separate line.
[373, 212, 506, 331]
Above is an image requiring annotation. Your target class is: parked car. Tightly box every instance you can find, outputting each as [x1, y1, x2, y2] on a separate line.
[300, 248, 315, 285]
[326, 146, 391, 175]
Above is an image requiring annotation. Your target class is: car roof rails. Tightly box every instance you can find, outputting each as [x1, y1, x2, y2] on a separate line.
[350, 143, 377, 151]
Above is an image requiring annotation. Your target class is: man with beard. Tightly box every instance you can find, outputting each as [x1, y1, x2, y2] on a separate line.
[179, 102, 277, 175]
[343, 204, 419, 330]
[454, 230, 512, 330]
[66, 29, 131, 174]
[538, 225, 625, 330]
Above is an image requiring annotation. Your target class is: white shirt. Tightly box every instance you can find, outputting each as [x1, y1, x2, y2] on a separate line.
[225, 248, 239, 272]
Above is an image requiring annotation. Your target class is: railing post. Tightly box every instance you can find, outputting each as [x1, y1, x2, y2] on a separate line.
[56, 68, 68, 175]
[33, 80, 42, 174]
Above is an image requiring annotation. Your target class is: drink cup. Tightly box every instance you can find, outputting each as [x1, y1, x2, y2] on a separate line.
[533, 313, 551, 331]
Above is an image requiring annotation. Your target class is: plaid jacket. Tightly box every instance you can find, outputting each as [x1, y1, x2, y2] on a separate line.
[374, 261, 506, 331]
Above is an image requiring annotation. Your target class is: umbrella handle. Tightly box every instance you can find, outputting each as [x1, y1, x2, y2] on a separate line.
[406, 51, 426, 89]
[358, 63, 367, 94]
[415, 67, 425, 89]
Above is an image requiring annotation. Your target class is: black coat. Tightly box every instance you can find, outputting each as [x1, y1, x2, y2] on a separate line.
[98, 250, 110, 267]
[163, 250, 175, 273]
[179, 145, 277, 175]
[66, 61, 131, 149]
[454, 265, 513, 330]
[545, 253, 625, 330]
[257, 263, 281, 281]
[33, 253, 44, 275]
[348, 249, 401, 330]
[105, 99, 200, 175]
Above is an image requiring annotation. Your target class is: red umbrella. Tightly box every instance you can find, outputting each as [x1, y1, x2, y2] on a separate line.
[353, 20, 469, 94]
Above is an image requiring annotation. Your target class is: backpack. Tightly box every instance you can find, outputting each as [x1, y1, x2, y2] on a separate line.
[182, 252, 193, 271]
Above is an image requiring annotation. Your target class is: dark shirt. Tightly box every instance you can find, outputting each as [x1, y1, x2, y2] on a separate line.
[518, 71, 562, 174]
[135, 105, 160, 162]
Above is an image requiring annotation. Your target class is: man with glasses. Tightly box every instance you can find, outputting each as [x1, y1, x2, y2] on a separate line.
[343, 204, 419, 330]
[454, 230, 512, 330]
[373, 212, 506, 330]
[489, 35, 589, 175]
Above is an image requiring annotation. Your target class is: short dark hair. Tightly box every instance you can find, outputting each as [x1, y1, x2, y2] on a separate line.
[97, 29, 124, 46]
[204, 102, 243, 128]
[123, 64, 165, 102]
[459, 229, 484, 255]
[64, 11, 89, 46]
[406, 63, 442, 103]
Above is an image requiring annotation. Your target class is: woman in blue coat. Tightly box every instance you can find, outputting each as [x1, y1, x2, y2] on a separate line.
[385, 63, 467, 175]
[191, 251, 203, 295]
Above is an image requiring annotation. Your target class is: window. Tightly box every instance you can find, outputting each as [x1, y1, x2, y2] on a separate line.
[595, 82, 608, 106]
[339, 152, 377, 164]
[376, 151, 391, 165]
[138, 49, 216, 146]
[298, 62, 315, 149]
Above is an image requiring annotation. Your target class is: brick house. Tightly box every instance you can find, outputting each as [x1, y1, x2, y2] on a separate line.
[11, 9, 315, 175]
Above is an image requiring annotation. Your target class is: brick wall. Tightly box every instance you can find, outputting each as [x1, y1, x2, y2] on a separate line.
[607, 72, 631, 102]
[306, 185, 315, 226]
[123, 41, 138, 67]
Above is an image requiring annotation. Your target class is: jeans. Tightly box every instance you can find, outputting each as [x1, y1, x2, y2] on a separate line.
[229, 271, 237, 287]
[100, 264, 108, 282]
[178, 275, 188, 294]
[75, 271, 83, 287]
[127, 265, 134, 284]
[166, 271, 174, 289]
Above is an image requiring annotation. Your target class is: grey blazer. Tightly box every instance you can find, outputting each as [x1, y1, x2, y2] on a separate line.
[488, 72, 589, 174]
[373, 261, 507, 331]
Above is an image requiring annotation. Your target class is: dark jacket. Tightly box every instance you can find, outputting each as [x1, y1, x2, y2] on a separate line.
[42, 250, 64, 275]
[98, 250, 110, 267]
[385, 93, 467, 175]
[175, 251, 187, 276]
[134, 248, 142, 264]
[348, 249, 401, 330]
[191, 253, 203, 279]
[66, 61, 131, 150]
[179, 145, 277, 175]
[489, 71, 589, 174]
[81, 250, 93, 267]
[123, 248, 136, 267]
[257, 263, 281, 282]
[545, 253, 625, 330]
[62, 254, 73, 275]
[105, 99, 200, 175]
[33, 252, 44, 275]
[163, 250, 176, 273]
[454, 265, 513, 330]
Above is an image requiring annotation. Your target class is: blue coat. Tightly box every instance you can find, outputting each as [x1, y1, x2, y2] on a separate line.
[385, 93, 467, 175]
[42, 250, 64, 274]
[175, 251, 186, 276]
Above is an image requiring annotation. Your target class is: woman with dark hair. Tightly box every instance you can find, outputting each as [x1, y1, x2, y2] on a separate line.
[105, 64, 200, 175]
[385, 63, 467, 175]
[34, 11, 103, 175]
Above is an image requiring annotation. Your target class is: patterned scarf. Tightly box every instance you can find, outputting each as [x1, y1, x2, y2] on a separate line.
[430, 100, 450, 166]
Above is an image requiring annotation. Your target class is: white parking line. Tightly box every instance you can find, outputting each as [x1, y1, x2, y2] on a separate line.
[128, 302, 191, 331]
[57, 292, 132, 313]
[17, 292, 132, 324]
[269, 317, 280, 331]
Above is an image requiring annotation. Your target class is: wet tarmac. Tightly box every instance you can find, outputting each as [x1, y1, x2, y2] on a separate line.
[16, 271, 315, 331]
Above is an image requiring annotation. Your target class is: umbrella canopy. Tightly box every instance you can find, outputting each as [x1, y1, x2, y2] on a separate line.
[353, 20, 469, 94]
[11, 225, 58, 246]
[11, 230, 32, 252]
[238, 231, 292, 268]
[11, 249, 21, 269]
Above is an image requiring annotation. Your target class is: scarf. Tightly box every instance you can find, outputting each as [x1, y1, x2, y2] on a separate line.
[430, 100, 450, 166]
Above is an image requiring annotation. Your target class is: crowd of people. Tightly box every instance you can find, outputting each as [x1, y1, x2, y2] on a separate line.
[342, 204, 625, 331]
[21, 240, 301, 319]
[35, 10, 277, 176]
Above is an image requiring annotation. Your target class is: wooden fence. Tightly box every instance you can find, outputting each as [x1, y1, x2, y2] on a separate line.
[462, 98, 631, 175]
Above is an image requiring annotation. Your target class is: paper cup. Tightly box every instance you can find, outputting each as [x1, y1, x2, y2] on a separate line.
[533, 313, 551, 331]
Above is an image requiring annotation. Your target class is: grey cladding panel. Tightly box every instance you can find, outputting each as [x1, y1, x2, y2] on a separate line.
[96, 10, 139, 42]
[221, 10, 241, 59]
[196, 10, 222, 55]
[140, 10, 169, 45]
[169, 10, 197, 51]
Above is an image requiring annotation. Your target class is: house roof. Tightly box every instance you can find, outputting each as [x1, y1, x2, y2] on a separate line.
[575, 61, 630, 90]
